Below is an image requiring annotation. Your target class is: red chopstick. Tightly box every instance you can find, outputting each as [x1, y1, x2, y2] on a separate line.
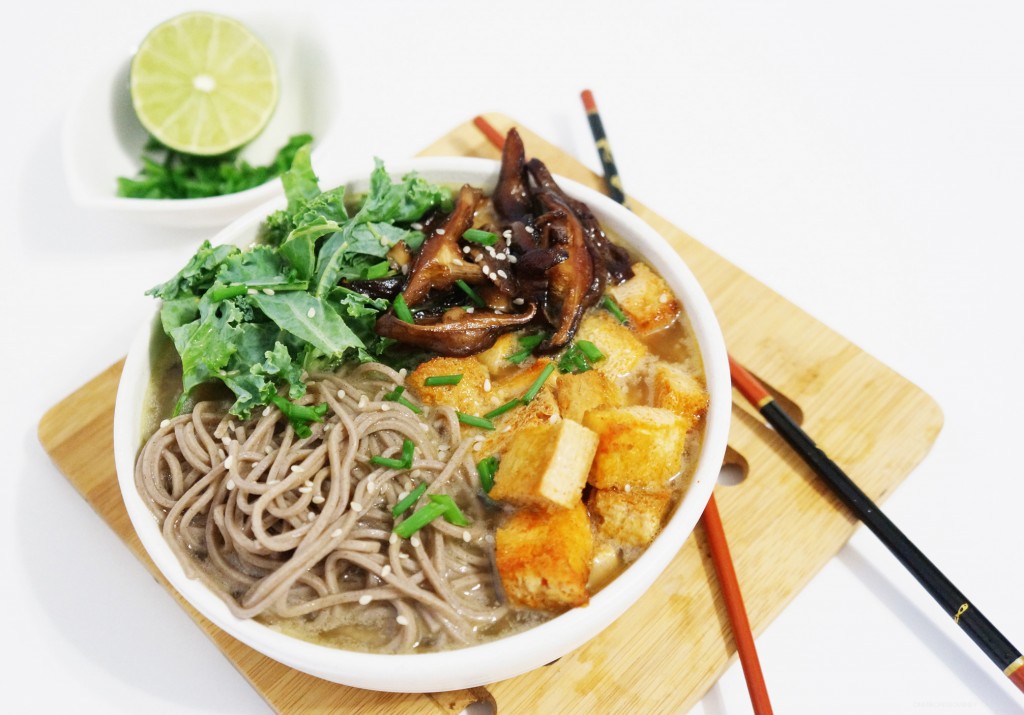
[471, 112, 774, 714]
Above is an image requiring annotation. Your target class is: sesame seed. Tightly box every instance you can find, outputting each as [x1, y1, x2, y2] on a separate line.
[399, 368, 407, 378]
[366, 480, 376, 494]
[512, 297, 525, 305]
[483, 379, 491, 392]
[436, 228, 446, 235]
[462, 245, 471, 254]
[262, 406, 272, 417]
[304, 479, 313, 487]
[398, 491, 409, 500]
[401, 264, 409, 275]
[396, 615, 409, 626]
[508, 255, 518, 264]
[549, 413, 561, 424]
[223, 455, 234, 469]
[381, 403, 391, 412]
[473, 442, 482, 452]
[263, 288, 275, 295]
[351, 502, 363, 512]
[307, 511, 316, 521]
[307, 307, 316, 319]
[495, 253, 506, 260]
[264, 445, 274, 454]
[399, 553, 410, 560]
[312, 495, 325, 504]
[410, 536, 421, 548]
[247, 288, 258, 296]
[225, 479, 235, 491]
[420, 423, 429, 432]
[358, 395, 369, 408]
[524, 225, 534, 234]
[337, 389, 346, 399]
[359, 595, 373, 605]
[291, 465, 304, 473]
[659, 293, 670, 304]
[624, 484, 632, 493]
[484, 534, 495, 544]
[497, 270, 508, 279]
[298, 486, 312, 494]
[389, 533, 398, 545]
[381, 565, 392, 577]
[465, 307, 475, 314]
[453, 258, 464, 266]
[411, 222, 423, 230]
[462, 531, 471, 543]
[331, 528, 343, 538]
[501, 425, 512, 433]
[160, 419, 170, 428]
[502, 230, 512, 239]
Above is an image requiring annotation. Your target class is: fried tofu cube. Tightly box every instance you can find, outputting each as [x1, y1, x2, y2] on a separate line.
[407, 357, 490, 415]
[555, 370, 625, 423]
[588, 488, 672, 547]
[480, 387, 560, 456]
[652, 362, 710, 432]
[574, 312, 648, 379]
[495, 502, 593, 611]
[583, 406, 688, 490]
[607, 262, 681, 335]
[489, 419, 598, 509]
[473, 332, 522, 377]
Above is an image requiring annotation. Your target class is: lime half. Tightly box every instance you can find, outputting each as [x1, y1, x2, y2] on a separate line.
[129, 12, 279, 156]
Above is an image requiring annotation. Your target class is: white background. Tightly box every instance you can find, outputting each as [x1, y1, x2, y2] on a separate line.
[2, 1, 1023, 713]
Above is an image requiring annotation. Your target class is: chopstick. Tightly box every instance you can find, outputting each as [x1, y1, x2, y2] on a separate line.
[729, 356, 1024, 694]
[470, 112, 775, 715]
[577, 91, 776, 715]
[574, 92, 1024, 696]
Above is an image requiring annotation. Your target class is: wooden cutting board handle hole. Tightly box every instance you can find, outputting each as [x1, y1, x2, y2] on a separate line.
[718, 446, 749, 486]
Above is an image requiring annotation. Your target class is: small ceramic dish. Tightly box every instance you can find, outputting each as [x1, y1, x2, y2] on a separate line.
[114, 157, 732, 692]
[61, 16, 337, 229]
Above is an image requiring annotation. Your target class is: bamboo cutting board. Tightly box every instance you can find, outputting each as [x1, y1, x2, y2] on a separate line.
[38, 115, 942, 714]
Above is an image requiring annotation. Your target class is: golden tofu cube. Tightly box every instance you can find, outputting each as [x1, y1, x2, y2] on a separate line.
[473, 332, 522, 378]
[555, 370, 625, 423]
[407, 357, 489, 415]
[583, 406, 688, 490]
[489, 419, 598, 509]
[495, 502, 593, 611]
[607, 262, 680, 335]
[480, 387, 560, 456]
[574, 312, 648, 379]
[652, 361, 710, 432]
[588, 488, 672, 547]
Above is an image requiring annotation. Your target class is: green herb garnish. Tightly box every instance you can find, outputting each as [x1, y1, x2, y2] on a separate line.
[428, 494, 470, 526]
[456, 412, 496, 430]
[477, 456, 499, 493]
[392, 483, 428, 517]
[602, 294, 629, 324]
[393, 501, 449, 538]
[393, 293, 415, 323]
[371, 438, 416, 470]
[424, 374, 463, 386]
[455, 280, 486, 308]
[522, 363, 556, 402]
[382, 385, 422, 414]
[364, 261, 390, 280]
[270, 396, 328, 438]
[505, 333, 547, 364]
[557, 340, 606, 374]
[462, 228, 499, 246]
[117, 134, 313, 199]
[483, 398, 523, 420]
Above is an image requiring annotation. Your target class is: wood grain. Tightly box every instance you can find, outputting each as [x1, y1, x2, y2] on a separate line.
[38, 115, 942, 714]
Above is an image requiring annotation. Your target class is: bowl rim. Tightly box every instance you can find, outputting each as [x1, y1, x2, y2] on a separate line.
[113, 155, 731, 692]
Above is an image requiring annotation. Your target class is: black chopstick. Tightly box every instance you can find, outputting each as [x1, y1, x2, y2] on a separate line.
[729, 357, 1024, 694]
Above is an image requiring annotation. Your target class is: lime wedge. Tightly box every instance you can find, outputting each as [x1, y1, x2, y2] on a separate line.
[129, 12, 279, 156]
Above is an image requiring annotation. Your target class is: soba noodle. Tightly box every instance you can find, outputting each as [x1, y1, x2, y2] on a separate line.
[135, 363, 512, 653]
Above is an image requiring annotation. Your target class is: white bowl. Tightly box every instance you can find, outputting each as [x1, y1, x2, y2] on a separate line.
[61, 15, 337, 229]
[113, 157, 732, 692]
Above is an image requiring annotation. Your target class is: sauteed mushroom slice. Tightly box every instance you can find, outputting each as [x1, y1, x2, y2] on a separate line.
[493, 128, 533, 223]
[402, 184, 485, 306]
[375, 303, 538, 357]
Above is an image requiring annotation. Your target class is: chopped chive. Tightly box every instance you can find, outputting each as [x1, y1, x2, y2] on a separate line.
[505, 333, 547, 364]
[364, 261, 390, 280]
[477, 455, 499, 493]
[392, 482, 428, 517]
[463, 228, 499, 246]
[208, 284, 250, 302]
[423, 374, 464, 386]
[602, 294, 628, 324]
[505, 348, 533, 365]
[394, 501, 449, 538]
[522, 362, 556, 403]
[393, 293, 414, 323]
[428, 494, 471, 526]
[455, 279, 486, 307]
[371, 438, 415, 470]
[484, 398, 522, 420]
[270, 396, 328, 438]
[576, 339, 605, 362]
[383, 385, 423, 414]
[371, 454, 406, 469]
[456, 411, 495, 430]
